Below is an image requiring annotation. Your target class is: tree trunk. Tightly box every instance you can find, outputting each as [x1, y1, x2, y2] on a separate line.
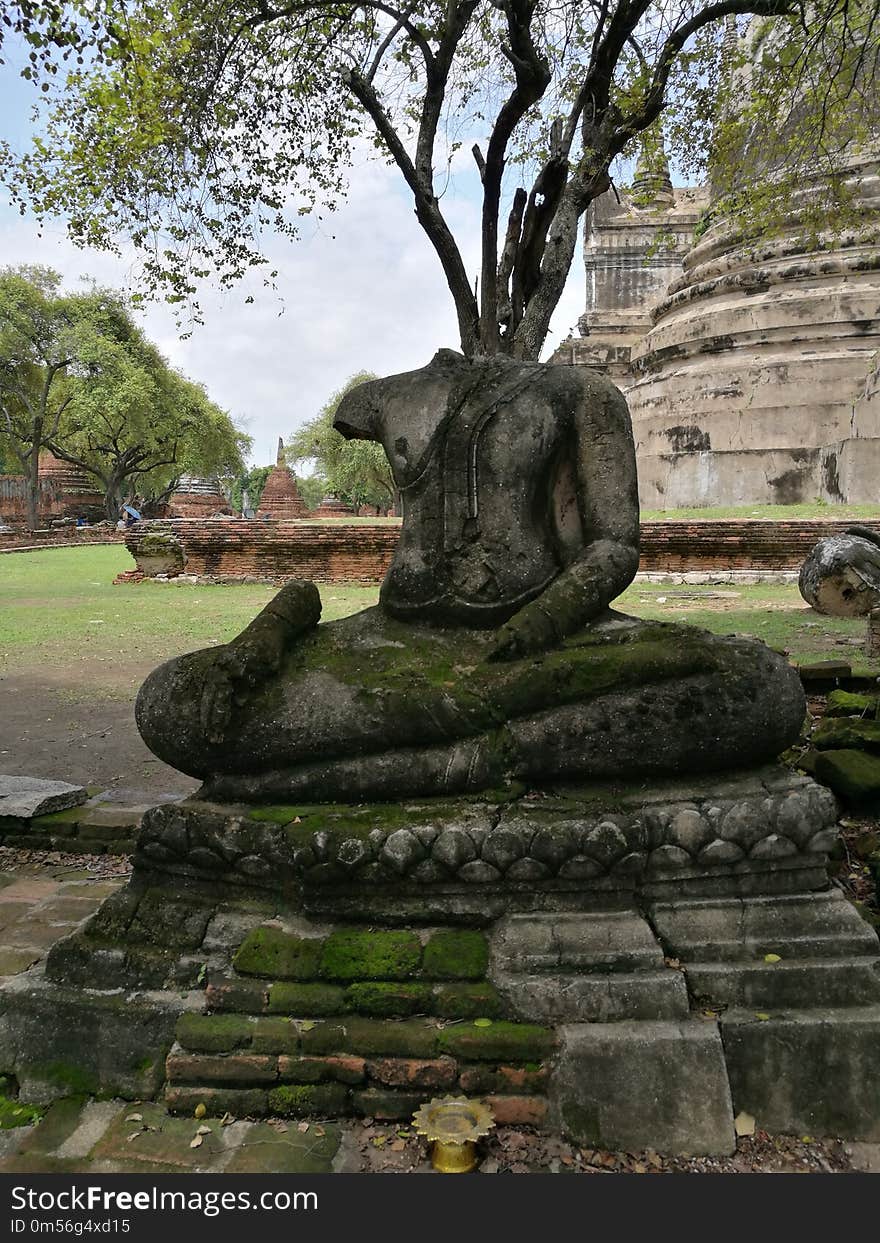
[25, 422, 42, 531]
[105, 476, 125, 522]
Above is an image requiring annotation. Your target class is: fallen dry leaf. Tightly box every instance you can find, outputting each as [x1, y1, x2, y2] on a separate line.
[734, 1111, 756, 1137]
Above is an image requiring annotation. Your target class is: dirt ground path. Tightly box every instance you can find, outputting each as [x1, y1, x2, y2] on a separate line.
[0, 665, 198, 796]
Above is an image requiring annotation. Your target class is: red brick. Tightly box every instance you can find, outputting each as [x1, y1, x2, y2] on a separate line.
[165, 1053, 278, 1085]
[458, 1064, 549, 1094]
[366, 1057, 457, 1090]
[278, 1055, 365, 1085]
[485, 1095, 549, 1127]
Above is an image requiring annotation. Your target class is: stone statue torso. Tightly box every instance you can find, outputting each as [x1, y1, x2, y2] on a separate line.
[338, 359, 586, 626]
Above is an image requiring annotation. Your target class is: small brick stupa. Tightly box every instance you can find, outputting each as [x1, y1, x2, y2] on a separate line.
[168, 476, 231, 518]
[314, 494, 355, 517]
[257, 439, 309, 520]
[37, 451, 105, 521]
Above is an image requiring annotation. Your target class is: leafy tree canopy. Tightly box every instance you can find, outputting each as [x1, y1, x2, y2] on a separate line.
[288, 372, 395, 511]
[0, 263, 248, 521]
[1, 0, 876, 359]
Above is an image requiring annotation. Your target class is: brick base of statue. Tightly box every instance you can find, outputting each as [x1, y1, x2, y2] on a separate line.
[1, 766, 878, 1155]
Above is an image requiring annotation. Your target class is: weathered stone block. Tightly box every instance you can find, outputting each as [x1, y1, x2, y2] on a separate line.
[814, 749, 880, 803]
[721, 1008, 880, 1140]
[0, 776, 87, 820]
[554, 1020, 735, 1156]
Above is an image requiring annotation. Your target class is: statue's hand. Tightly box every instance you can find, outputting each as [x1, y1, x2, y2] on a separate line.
[198, 581, 321, 743]
[487, 604, 559, 662]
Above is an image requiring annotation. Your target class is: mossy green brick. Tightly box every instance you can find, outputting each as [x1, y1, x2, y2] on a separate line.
[346, 981, 433, 1017]
[251, 1018, 300, 1054]
[174, 1013, 254, 1054]
[267, 982, 347, 1016]
[422, 930, 488, 980]
[826, 690, 880, 717]
[437, 1020, 555, 1062]
[351, 1089, 425, 1120]
[233, 926, 324, 980]
[432, 981, 504, 1019]
[267, 1082, 350, 1117]
[300, 1017, 438, 1058]
[320, 929, 422, 981]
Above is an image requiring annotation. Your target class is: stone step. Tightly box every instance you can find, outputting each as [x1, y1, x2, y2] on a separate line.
[651, 891, 880, 963]
[685, 958, 880, 1010]
[720, 1006, 880, 1141]
[492, 910, 665, 974]
[493, 968, 689, 1024]
[553, 1019, 735, 1156]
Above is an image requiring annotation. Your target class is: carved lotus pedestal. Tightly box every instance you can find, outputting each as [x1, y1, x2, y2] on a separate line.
[2, 766, 879, 1156]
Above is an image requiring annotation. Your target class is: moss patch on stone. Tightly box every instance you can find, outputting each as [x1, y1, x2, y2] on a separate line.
[814, 748, 880, 803]
[267, 1082, 349, 1117]
[437, 1020, 555, 1062]
[176, 1013, 254, 1054]
[320, 930, 421, 981]
[0, 1095, 44, 1130]
[233, 926, 324, 980]
[346, 982, 433, 1017]
[826, 690, 879, 718]
[433, 982, 503, 1019]
[251, 1018, 300, 1054]
[267, 982, 346, 1016]
[300, 1017, 438, 1058]
[813, 717, 880, 752]
[422, 930, 488, 979]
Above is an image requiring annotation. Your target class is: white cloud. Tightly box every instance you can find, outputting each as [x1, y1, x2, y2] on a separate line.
[0, 150, 586, 466]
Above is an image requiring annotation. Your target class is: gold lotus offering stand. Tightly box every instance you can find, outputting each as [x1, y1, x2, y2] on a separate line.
[413, 1096, 495, 1173]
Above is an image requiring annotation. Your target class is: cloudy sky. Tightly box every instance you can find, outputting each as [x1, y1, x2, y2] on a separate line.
[0, 39, 588, 469]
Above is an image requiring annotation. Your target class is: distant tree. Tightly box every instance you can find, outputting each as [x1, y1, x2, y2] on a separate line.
[0, 265, 81, 528]
[296, 472, 328, 513]
[229, 464, 273, 515]
[288, 374, 397, 514]
[0, 264, 248, 523]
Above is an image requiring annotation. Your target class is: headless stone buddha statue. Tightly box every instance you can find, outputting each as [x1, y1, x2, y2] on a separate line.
[136, 350, 805, 801]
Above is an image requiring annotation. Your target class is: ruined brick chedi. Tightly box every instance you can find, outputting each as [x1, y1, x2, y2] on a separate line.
[557, 143, 880, 508]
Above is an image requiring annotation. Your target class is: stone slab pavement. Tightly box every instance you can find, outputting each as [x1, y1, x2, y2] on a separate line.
[0, 861, 126, 980]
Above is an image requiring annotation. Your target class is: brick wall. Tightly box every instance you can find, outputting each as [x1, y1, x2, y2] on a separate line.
[127, 519, 401, 582]
[0, 528, 124, 553]
[124, 516, 880, 583]
[638, 519, 880, 571]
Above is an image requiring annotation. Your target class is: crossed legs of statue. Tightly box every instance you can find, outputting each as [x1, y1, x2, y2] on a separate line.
[135, 580, 805, 802]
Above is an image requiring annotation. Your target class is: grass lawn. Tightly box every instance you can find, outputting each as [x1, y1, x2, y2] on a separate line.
[640, 502, 880, 522]
[0, 546, 378, 684]
[2, 544, 879, 678]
